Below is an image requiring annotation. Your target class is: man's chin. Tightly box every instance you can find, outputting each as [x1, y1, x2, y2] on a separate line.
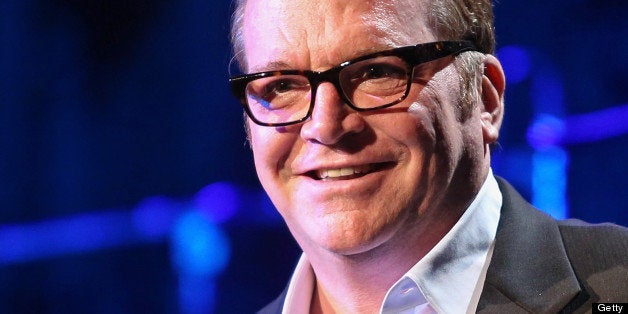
[312, 230, 394, 258]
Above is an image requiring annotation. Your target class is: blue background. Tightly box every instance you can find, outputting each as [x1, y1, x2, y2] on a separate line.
[1, 1, 626, 313]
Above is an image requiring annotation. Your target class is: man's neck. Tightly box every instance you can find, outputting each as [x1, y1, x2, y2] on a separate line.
[305, 206, 464, 313]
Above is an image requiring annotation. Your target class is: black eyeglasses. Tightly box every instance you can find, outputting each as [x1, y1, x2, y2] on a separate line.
[229, 41, 478, 127]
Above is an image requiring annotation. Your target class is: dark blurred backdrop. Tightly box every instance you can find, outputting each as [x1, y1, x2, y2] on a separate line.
[1, 0, 626, 313]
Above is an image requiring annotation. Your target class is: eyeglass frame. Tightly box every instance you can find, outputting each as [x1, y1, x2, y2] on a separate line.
[229, 40, 479, 127]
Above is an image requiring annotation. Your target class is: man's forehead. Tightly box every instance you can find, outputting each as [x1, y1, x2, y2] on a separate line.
[243, 0, 381, 37]
[244, 0, 425, 30]
[242, 0, 433, 72]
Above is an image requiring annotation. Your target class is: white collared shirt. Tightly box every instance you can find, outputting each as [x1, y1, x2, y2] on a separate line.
[282, 171, 503, 314]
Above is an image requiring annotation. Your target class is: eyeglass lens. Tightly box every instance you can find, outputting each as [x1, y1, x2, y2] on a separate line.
[244, 55, 410, 125]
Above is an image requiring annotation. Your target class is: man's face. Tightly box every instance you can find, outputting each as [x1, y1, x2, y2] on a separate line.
[241, 0, 493, 256]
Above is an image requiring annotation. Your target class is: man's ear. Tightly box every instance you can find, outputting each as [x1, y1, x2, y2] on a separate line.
[480, 54, 505, 144]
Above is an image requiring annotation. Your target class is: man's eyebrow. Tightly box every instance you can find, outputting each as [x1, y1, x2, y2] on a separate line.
[248, 45, 392, 73]
[249, 60, 293, 73]
[339, 39, 399, 59]
[347, 46, 389, 60]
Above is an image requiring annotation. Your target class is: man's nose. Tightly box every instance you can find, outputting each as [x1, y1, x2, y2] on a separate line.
[300, 82, 365, 145]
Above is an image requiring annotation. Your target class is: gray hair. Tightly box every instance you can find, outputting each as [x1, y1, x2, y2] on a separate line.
[428, 0, 495, 117]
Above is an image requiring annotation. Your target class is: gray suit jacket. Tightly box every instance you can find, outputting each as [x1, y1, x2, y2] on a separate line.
[258, 178, 628, 313]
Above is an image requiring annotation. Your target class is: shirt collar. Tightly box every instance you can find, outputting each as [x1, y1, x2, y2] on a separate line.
[282, 171, 502, 314]
[282, 253, 314, 314]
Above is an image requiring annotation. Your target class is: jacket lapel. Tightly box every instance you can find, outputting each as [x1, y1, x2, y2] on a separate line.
[257, 285, 289, 314]
[477, 178, 582, 313]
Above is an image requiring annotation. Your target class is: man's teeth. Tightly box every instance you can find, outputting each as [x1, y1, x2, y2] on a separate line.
[317, 166, 369, 179]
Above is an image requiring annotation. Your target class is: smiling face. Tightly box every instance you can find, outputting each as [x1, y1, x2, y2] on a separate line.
[241, 0, 501, 256]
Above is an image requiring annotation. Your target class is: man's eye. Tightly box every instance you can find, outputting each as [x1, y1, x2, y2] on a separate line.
[357, 64, 406, 80]
[263, 78, 306, 96]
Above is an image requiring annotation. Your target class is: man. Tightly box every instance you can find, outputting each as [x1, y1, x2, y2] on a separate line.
[228, 0, 628, 313]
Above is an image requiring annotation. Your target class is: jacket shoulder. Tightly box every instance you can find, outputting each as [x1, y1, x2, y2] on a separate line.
[558, 219, 628, 259]
[557, 219, 628, 303]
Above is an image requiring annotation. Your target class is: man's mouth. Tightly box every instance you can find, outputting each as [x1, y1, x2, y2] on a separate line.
[316, 165, 371, 180]
[305, 163, 392, 181]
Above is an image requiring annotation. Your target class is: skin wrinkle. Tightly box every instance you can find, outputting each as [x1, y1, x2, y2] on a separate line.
[374, 0, 436, 46]
[370, 0, 437, 49]
[406, 76, 456, 217]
